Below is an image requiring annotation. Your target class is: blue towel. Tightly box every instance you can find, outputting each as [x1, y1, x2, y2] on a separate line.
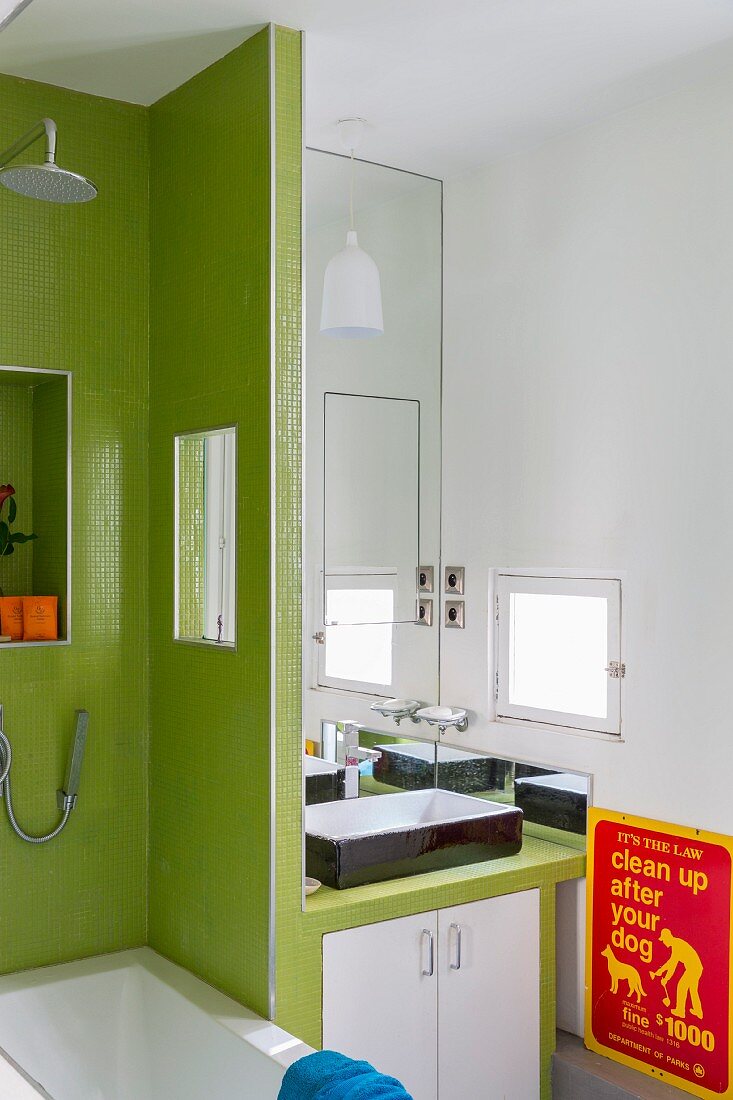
[278, 1050, 414, 1100]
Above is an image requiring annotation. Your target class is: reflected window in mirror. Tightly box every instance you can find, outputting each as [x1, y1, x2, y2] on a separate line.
[318, 578, 394, 693]
[174, 426, 236, 648]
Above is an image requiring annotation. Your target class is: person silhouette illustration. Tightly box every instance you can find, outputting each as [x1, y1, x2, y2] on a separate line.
[652, 929, 703, 1020]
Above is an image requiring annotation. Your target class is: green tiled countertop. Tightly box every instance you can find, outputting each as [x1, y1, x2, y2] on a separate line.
[278, 837, 585, 1099]
[304, 835, 585, 927]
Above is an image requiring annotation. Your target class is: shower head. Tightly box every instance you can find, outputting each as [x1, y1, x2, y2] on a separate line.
[0, 163, 97, 203]
[0, 118, 97, 204]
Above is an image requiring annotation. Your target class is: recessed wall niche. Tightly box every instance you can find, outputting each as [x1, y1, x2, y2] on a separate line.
[0, 366, 70, 647]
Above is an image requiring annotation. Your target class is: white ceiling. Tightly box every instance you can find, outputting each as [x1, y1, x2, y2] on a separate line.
[2, 0, 733, 178]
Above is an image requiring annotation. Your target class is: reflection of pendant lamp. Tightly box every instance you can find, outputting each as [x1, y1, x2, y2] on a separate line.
[320, 118, 384, 339]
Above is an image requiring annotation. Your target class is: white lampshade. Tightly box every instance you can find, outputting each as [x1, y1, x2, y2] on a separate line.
[320, 230, 383, 339]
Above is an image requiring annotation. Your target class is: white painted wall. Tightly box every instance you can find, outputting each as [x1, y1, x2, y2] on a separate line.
[440, 64, 733, 1031]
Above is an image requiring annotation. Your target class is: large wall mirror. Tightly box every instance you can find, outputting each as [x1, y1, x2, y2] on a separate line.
[323, 392, 419, 628]
[0, 366, 71, 647]
[174, 425, 237, 648]
[301, 151, 590, 905]
[305, 149, 442, 735]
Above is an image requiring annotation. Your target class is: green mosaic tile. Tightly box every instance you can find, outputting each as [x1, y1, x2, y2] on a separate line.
[0, 72, 148, 971]
[0, 25, 302, 1010]
[303, 837, 585, 919]
[147, 27, 273, 1019]
[271, 20, 306, 1026]
[0, 41, 580, 1099]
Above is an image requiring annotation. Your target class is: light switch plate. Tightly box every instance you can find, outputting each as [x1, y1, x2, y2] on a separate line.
[444, 566, 465, 595]
[444, 600, 465, 629]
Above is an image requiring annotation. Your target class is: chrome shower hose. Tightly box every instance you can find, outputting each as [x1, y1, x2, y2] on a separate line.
[0, 729, 71, 843]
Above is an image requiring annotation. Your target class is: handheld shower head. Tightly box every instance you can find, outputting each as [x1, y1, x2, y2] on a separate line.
[0, 118, 97, 204]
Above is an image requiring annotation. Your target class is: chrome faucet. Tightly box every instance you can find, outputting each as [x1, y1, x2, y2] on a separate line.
[336, 721, 382, 766]
[337, 721, 382, 799]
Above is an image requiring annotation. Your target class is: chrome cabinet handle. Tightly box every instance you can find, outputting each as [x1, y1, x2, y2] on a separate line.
[449, 922, 462, 971]
[422, 929, 434, 977]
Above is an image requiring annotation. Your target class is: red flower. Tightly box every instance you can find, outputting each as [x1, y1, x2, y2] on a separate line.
[0, 485, 15, 511]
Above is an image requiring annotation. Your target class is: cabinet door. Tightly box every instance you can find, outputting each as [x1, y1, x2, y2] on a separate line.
[437, 890, 540, 1100]
[323, 912, 438, 1100]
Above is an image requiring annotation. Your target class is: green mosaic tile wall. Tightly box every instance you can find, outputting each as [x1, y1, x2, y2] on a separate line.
[272, 21, 306, 1025]
[148, 27, 273, 1017]
[0, 73, 149, 971]
[0, 382, 33, 596]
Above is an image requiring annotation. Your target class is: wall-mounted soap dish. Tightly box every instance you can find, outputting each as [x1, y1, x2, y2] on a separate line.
[415, 706, 469, 735]
[370, 698, 421, 725]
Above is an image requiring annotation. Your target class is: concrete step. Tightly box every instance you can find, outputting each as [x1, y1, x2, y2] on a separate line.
[552, 1031, 692, 1100]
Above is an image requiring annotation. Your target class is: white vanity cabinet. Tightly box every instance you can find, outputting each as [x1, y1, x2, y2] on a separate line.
[322, 889, 540, 1100]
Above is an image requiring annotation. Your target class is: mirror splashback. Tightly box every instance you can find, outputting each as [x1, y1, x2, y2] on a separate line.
[0, 366, 71, 647]
[174, 426, 237, 648]
[305, 149, 442, 730]
[307, 725, 590, 850]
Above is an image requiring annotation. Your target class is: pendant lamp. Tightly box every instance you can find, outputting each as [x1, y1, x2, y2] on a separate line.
[320, 119, 384, 339]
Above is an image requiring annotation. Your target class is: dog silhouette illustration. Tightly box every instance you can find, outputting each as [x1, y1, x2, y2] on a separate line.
[601, 946, 646, 1003]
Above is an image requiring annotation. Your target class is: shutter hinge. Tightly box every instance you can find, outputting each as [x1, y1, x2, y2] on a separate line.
[312, 631, 326, 645]
[495, 668, 499, 700]
[495, 594, 499, 622]
[606, 660, 626, 679]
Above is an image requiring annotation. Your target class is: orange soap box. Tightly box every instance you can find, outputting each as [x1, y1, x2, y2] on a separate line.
[0, 596, 24, 640]
[0, 596, 58, 642]
[22, 596, 58, 641]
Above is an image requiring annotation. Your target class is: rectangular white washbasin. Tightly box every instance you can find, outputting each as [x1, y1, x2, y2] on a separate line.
[305, 789, 523, 888]
[304, 756, 340, 776]
[306, 788, 509, 840]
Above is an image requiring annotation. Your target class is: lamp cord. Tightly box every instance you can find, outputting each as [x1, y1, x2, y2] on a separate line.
[349, 148, 355, 232]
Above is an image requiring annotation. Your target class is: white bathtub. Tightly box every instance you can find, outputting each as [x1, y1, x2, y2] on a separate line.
[0, 948, 311, 1099]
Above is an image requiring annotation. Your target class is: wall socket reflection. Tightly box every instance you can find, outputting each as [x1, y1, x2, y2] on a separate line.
[444, 600, 465, 629]
[417, 565, 434, 593]
[444, 566, 465, 595]
[417, 599, 434, 626]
